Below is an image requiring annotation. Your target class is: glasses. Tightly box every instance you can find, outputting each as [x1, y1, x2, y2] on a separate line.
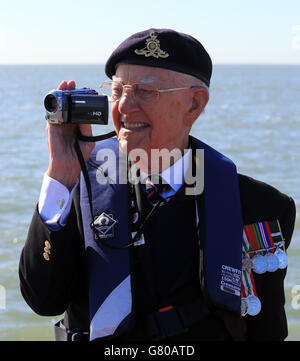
[99, 81, 196, 104]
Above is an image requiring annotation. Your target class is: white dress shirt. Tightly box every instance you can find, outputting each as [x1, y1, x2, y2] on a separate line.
[139, 148, 191, 200]
[38, 148, 191, 230]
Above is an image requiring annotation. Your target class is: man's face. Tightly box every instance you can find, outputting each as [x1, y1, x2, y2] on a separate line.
[111, 64, 193, 162]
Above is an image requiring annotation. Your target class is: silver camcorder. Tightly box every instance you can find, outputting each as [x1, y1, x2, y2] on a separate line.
[44, 88, 108, 125]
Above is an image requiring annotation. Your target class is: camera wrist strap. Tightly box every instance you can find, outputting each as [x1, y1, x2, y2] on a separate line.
[77, 130, 116, 142]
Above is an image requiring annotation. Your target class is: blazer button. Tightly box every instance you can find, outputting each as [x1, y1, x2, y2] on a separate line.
[44, 240, 51, 249]
[44, 247, 51, 254]
[43, 252, 50, 261]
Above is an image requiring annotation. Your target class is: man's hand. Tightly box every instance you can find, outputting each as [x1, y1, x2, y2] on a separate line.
[46, 80, 95, 190]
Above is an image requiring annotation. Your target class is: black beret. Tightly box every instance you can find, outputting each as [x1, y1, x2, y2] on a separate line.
[105, 28, 212, 87]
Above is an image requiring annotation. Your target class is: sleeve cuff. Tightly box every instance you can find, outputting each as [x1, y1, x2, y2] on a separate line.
[38, 173, 78, 230]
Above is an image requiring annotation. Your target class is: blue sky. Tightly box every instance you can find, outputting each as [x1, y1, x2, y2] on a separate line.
[0, 0, 299, 64]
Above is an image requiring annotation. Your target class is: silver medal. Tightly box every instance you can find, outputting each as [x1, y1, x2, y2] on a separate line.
[265, 252, 279, 272]
[252, 254, 267, 274]
[274, 248, 288, 269]
[246, 295, 261, 316]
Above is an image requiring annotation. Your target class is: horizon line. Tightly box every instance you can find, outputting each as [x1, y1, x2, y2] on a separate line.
[0, 62, 299, 66]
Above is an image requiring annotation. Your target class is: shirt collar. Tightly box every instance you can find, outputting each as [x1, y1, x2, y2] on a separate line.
[140, 148, 192, 193]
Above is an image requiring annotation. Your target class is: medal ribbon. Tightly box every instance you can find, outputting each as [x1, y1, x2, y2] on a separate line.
[241, 279, 247, 298]
[242, 225, 262, 316]
[276, 220, 286, 253]
[257, 222, 269, 249]
[244, 225, 261, 257]
[241, 272, 248, 298]
[242, 229, 251, 253]
[242, 270, 258, 297]
[244, 221, 281, 255]
[252, 223, 265, 251]
[262, 221, 275, 252]
[275, 220, 284, 240]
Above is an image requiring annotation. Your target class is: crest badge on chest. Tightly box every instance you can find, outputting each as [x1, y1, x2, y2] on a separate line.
[93, 212, 118, 239]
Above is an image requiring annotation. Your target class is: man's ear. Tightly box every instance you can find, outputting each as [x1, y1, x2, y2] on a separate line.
[184, 88, 209, 126]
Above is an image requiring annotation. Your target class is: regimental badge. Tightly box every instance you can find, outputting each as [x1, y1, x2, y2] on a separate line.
[93, 212, 118, 239]
[134, 32, 169, 59]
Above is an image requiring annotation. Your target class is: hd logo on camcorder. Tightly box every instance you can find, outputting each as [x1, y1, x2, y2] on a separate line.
[93, 212, 118, 239]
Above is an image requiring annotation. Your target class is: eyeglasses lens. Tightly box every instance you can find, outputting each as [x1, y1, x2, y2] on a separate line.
[100, 82, 158, 104]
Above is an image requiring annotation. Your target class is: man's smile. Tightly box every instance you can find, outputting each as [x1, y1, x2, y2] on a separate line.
[121, 121, 150, 130]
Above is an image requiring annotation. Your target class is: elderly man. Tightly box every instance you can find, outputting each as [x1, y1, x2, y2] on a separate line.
[19, 29, 295, 341]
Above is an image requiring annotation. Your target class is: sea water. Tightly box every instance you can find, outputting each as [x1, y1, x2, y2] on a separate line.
[0, 64, 299, 340]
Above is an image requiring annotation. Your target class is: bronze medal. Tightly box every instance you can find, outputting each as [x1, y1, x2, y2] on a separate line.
[241, 297, 248, 316]
[242, 255, 253, 273]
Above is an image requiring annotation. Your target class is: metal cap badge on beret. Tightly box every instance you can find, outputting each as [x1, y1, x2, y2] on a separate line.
[105, 28, 212, 86]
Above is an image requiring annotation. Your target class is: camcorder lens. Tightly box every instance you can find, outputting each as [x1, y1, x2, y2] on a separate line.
[44, 94, 58, 113]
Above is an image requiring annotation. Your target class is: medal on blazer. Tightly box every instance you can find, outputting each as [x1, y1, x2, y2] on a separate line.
[270, 220, 288, 269]
[275, 247, 288, 269]
[242, 233, 262, 317]
[240, 220, 288, 317]
[243, 221, 288, 274]
[248, 223, 269, 274]
[243, 228, 267, 274]
[241, 296, 248, 317]
[252, 254, 268, 274]
[265, 252, 279, 272]
[241, 271, 261, 316]
[242, 254, 254, 273]
[246, 295, 262, 316]
[257, 221, 279, 272]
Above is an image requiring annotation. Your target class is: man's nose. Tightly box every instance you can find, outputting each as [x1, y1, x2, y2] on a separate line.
[118, 87, 140, 114]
